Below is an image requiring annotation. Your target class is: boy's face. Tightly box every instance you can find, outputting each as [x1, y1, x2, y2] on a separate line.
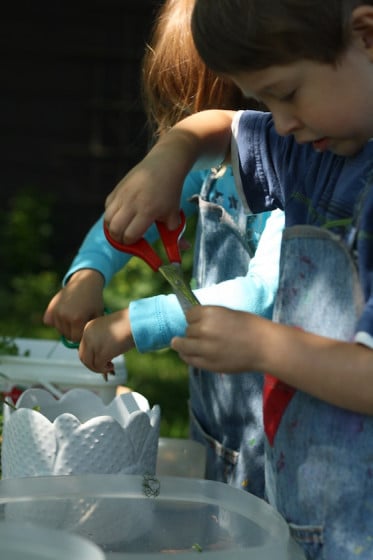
[230, 41, 373, 157]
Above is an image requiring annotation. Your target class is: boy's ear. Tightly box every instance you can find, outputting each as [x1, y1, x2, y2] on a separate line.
[352, 5, 373, 57]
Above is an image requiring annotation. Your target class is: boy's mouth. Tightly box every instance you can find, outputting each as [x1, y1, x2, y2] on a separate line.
[312, 137, 330, 152]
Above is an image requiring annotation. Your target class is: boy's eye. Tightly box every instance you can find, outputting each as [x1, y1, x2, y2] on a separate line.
[279, 90, 296, 102]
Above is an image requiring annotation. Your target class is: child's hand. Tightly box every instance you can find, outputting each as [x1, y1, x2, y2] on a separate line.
[171, 306, 266, 373]
[104, 110, 234, 244]
[78, 309, 135, 374]
[43, 269, 105, 344]
[104, 147, 186, 245]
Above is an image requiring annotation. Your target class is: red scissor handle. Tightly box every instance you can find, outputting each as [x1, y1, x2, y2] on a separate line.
[156, 210, 185, 264]
[103, 210, 186, 271]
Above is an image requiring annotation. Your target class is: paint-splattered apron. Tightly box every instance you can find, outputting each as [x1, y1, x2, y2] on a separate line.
[188, 168, 265, 498]
[264, 225, 373, 559]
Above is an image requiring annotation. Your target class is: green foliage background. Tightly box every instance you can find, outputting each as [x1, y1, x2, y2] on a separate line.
[0, 187, 196, 437]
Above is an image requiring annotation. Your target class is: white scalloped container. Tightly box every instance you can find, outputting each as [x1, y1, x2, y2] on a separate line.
[2, 388, 160, 479]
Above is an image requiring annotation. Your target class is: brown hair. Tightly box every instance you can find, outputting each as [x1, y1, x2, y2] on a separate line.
[141, 0, 249, 139]
[191, 0, 371, 74]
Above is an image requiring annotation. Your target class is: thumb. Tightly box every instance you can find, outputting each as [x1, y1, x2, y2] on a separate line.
[43, 308, 53, 326]
[165, 210, 183, 231]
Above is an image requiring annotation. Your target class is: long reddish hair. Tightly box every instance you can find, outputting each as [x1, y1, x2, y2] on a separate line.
[141, 0, 250, 139]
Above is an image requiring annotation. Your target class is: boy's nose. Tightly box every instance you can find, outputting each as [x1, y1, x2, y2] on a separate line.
[272, 110, 302, 137]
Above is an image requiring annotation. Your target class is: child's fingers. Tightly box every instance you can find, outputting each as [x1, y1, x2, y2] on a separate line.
[164, 211, 184, 232]
[104, 205, 137, 243]
[171, 336, 202, 367]
[79, 346, 112, 375]
[171, 335, 199, 356]
[104, 187, 117, 208]
[184, 305, 205, 325]
[171, 336, 182, 352]
[122, 213, 156, 244]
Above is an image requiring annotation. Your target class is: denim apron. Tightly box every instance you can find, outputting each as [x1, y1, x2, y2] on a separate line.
[188, 168, 265, 498]
[264, 225, 373, 559]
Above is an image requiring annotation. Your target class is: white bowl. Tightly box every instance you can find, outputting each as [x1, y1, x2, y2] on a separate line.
[2, 388, 160, 479]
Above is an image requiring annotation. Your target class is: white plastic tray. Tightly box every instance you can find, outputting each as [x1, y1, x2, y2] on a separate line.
[0, 337, 127, 404]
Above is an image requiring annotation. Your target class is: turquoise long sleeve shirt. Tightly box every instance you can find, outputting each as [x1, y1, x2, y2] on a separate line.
[64, 168, 284, 353]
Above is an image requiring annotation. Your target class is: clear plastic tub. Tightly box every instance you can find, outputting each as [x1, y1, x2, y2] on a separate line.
[0, 474, 305, 559]
[0, 521, 105, 560]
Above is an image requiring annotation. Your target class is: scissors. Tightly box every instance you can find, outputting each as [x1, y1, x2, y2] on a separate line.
[103, 210, 199, 314]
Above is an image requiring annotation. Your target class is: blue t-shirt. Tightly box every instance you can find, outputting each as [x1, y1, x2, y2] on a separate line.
[232, 110, 373, 345]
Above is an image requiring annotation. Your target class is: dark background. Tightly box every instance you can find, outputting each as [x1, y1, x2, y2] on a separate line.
[1, 0, 161, 269]
[0, 2, 191, 441]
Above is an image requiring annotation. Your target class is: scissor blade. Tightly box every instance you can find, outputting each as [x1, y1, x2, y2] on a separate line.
[159, 264, 200, 314]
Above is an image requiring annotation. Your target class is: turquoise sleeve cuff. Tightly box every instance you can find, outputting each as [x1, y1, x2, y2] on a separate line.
[129, 264, 276, 355]
[129, 209, 284, 354]
[129, 294, 187, 353]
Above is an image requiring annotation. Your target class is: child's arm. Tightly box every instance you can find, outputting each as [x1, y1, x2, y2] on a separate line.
[76, 210, 283, 373]
[42, 218, 160, 343]
[104, 110, 235, 244]
[171, 306, 373, 414]
[129, 209, 283, 352]
[43, 171, 203, 343]
[77, 227, 281, 372]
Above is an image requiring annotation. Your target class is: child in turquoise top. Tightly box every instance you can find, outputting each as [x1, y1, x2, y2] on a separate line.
[44, 0, 283, 497]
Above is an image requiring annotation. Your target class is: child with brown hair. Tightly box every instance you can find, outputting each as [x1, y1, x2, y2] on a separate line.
[102, 1, 373, 557]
